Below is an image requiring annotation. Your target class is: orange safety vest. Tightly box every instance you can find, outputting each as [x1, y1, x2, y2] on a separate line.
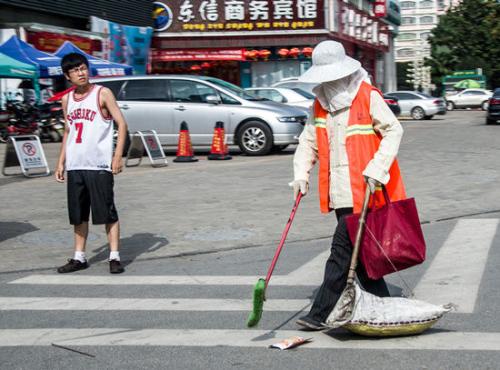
[314, 81, 406, 213]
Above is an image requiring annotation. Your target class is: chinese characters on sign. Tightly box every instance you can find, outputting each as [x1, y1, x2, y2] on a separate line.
[339, 3, 389, 49]
[155, 0, 325, 32]
[373, 0, 387, 18]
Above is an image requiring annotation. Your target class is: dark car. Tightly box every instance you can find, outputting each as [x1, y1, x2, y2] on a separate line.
[383, 95, 401, 116]
[486, 88, 500, 125]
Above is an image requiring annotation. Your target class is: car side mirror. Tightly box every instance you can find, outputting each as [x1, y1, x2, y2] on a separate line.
[206, 95, 221, 105]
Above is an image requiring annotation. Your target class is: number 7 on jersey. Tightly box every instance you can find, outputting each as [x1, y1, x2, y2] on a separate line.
[75, 122, 83, 143]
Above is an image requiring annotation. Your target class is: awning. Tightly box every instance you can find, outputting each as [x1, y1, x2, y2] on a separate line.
[151, 49, 245, 62]
[0, 51, 37, 79]
[53, 41, 133, 77]
[0, 35, 62, 77]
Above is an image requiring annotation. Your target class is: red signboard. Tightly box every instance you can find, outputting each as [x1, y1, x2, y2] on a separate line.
[151, 49, 246, 61]
[373, 0, 387, 18]
[26, 31, 102, 56]
[153, 0, 325, 34]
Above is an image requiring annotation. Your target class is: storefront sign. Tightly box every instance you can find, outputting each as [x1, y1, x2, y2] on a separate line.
[90, 16, 153, 74]
[26, 31, 101, 56]
[338, 2, 389, 50]
[151, 49, 245, 61]
[153, 0, 325, 34]
[373, 0, 387, 18]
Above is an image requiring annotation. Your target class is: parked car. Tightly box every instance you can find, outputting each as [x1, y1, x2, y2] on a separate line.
[383, 95, 401, 116]
[271, 78, 318, 95]
[384, 91, 446, 120]
[445, 88, 493, 111]
[244, 87, 314, 109]
[486, 88, 500, 125]
[92, 75, 307, 155]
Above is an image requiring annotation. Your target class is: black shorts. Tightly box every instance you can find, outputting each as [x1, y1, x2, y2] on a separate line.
[67, 170, 119, 225]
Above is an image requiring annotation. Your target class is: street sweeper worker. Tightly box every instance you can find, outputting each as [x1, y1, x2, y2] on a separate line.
[290, 40, 407, 331]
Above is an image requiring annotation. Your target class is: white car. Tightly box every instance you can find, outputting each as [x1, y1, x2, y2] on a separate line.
[245, 87, 314, 110]
[445, 89, 493, 111]
[271, 78, 318, 95]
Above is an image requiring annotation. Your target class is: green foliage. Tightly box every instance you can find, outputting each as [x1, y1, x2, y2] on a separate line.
[426, 0, 500, 88]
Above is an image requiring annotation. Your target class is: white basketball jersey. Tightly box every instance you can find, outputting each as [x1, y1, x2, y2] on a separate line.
[65, 85, 113, 171]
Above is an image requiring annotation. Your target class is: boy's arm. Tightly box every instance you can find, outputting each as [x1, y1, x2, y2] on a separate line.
[100, 87, 128, 175]
[55, 95, 70, 183]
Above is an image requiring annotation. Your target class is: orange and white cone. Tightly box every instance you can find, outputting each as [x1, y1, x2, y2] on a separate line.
[173, 121, 198, 162]
[208, 121, 232, 160]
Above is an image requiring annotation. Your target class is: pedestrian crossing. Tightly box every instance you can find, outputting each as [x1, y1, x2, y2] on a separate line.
[1, 218, 499, 351]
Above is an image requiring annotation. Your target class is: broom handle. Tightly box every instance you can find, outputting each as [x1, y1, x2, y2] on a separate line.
[347, 185, 372, 284]
[265, 192, 303, 288]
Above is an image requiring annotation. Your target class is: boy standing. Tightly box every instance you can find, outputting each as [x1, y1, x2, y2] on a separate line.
[55, 53, 128, 274]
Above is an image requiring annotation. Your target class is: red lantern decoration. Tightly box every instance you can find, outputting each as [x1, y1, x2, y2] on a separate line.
[190, 64, 201, 71]
[302, 47, 313, 58]
[277, 48, 289, 58]
[201, 62, 212, 69]
[289, 47, 300, 58]
[258, 49, 271, 60]
[245, 49, 258, 60]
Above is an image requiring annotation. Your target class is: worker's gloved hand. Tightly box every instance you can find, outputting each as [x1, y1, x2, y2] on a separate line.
[288, 180, 308, 200]
[365, 176, 381, 194]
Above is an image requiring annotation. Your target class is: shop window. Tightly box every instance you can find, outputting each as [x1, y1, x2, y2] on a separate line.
[169, 80, 217, 103]
[420, 16, 434, 24]
[401, 17, 417, 25]
[400, 1, 416, 9]
[120, 80, 167, 101]
[419, 0, 434, 8]
[398, 33, 417, 41]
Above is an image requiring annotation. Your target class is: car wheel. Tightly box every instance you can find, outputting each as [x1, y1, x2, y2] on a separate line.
[424, 115, 434, 120]
[271, 144, 289, 153]
[481, 101, 489, 110]
[446, 101, 455, 111]
[486, 118, 496, 125]
[411, 106, 425, 120]
[113, 129, 131, 157]
[237, 121, 273, 156]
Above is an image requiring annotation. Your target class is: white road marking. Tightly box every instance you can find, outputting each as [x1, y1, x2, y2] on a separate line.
[8, 251, 329, 287]
[1, 329, 500, 350]
[0, 297, 310, 312]
[413, 219, 498, 313]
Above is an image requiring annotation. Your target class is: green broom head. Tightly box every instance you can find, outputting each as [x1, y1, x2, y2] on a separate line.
[247, 278, 266, 327]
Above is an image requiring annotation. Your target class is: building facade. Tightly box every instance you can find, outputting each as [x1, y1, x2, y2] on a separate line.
[152, 0, 400, 91]
[394, 0, 460, 89]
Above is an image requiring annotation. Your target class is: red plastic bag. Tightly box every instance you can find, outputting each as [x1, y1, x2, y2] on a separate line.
[345, 187, 426, 280]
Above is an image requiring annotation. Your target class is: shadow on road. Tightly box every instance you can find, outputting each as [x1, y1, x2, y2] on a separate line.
[88, 233, 169, 267]
[0, 221, 39, 243]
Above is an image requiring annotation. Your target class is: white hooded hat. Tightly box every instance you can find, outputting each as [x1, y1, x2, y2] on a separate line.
[298, 40, 361, 83]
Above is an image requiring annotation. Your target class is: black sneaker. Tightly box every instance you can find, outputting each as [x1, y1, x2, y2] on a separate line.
[109, 260, 124, 274]
[57, 259, 88, 273]
[296, 315, 326, 331]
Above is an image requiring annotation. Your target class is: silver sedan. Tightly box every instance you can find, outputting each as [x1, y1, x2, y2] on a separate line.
[385, 91, 447, 120]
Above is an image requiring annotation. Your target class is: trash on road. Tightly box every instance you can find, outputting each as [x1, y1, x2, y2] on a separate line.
[269, 336, 312, 350]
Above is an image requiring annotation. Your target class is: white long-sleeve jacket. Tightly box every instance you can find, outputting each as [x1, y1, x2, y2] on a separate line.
[293, 91, 404, 210]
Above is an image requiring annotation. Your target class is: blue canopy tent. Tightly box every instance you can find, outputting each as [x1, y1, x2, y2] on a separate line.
[0, 35, 62, 78]
[54, 41, 133, 77]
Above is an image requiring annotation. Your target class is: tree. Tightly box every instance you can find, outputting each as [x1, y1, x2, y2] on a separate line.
[426, 0, 500, 89]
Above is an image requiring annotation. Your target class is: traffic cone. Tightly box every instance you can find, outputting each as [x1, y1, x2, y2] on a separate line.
[208, 121, 232, 160]
[173, 121, 198, 162]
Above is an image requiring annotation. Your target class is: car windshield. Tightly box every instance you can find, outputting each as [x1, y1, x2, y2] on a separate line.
[205, 78, 263, 101]
[291, 88, 315, 99]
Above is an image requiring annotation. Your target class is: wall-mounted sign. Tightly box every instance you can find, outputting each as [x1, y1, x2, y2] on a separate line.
[26, 31, 102, 56]
[151, 49, 245, 61]
[373, 0, 387, 18]
[153, 0, 325, 34]
[338, 2, 389, 50]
